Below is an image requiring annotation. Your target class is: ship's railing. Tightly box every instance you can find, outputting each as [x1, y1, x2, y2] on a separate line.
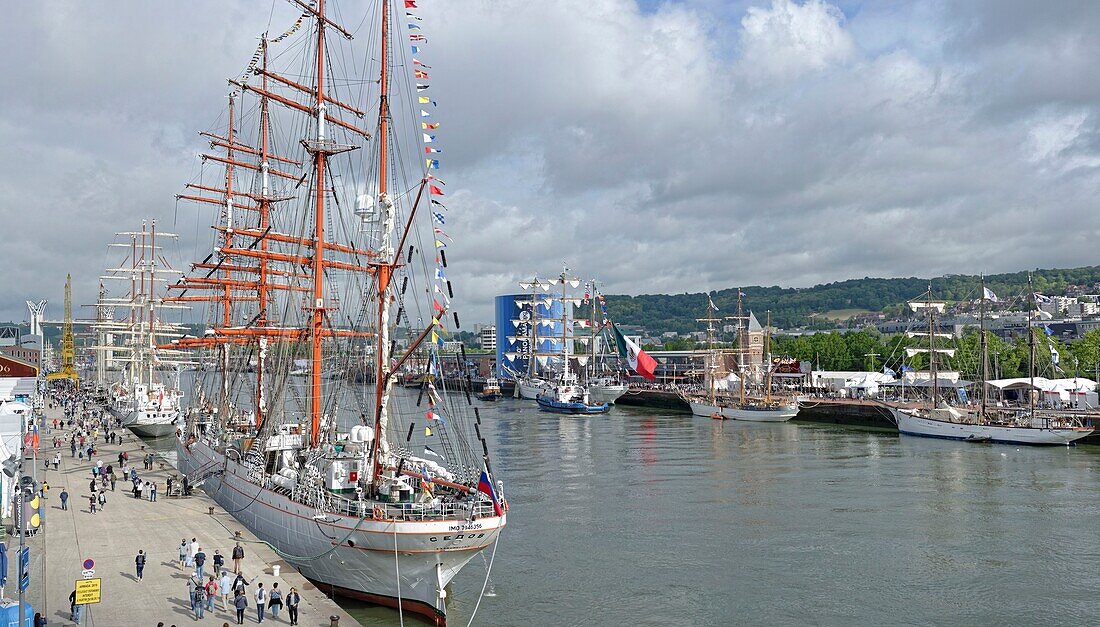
[321, 493, 496, 522]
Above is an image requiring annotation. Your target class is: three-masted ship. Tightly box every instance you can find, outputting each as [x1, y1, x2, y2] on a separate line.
[883, 281, 1093, 445]
[162, 2, 506, 623]
[97, 222, 190, 437]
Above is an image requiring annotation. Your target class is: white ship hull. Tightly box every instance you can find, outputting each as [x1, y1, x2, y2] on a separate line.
[588, 383, 627, 405]
[514, 376, 552, 400]
[888, 407, 1093, 445]
[689, 400, 724, 417]
[726, 403, 799, 422]
[178, 438, 504, 624]
[688, 399, 798, 422]
[123, 409, 180, 438]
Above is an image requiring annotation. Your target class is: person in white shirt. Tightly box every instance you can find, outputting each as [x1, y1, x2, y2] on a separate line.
[255, 582, 267, 623]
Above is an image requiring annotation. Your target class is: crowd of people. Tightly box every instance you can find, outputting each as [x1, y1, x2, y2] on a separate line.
[44, 388, 308, 625]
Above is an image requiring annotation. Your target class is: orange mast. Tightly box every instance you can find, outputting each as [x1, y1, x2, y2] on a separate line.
[309, 0, 329, 448]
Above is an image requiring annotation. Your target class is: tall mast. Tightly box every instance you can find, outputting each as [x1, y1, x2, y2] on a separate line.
[309, 0, 330, 447]
[371, 0, 397, 481]
[928, 286, 938, 407]
[221, 95, 236, 413]
[697, 296, 721, 405]
[737, 290, 746, 405]
[1028, 274, 1036, 422]
[255, 36, 272, 427]
[149, 220, 157, 388]
[765, 310, 772, 404]
[979, 275, 988, 420]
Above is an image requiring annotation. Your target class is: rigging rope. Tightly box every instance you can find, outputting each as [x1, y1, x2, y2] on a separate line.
[466, 535, 500, 627]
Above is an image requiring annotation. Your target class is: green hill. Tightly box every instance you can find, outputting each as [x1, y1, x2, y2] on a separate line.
[604, 265, 1100, 334]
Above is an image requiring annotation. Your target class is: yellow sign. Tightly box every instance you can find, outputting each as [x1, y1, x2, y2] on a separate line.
[75, 578, 101, 604]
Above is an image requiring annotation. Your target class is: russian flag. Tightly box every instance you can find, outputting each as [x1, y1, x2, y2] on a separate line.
[478, 470, 503, 517]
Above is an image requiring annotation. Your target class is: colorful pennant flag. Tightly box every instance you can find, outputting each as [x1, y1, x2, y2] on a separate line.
[426, 159, 440, 169]
[408, 24, 421, 30]
[414, 59, 431, 68]
[419, 96, 437, 106]
[433, 212, 445, 224]
[424, 426, 433, 437]
[429, 185, 444, 195]
[422, 122, 439, 129]
[420, 109, 431, 117]
[425, 146, 442, 154]
[411, 45, 420, 53]
[405, 0, 417, 8]
[416, 70, 430, 79]
[407, 12, 422, 21]
[416, 84, 430, 91]
[423, 133, 435, 143]
[435, 239, 447, 249]
[424, 445, 444, 459]
[410, 34, 426, 42]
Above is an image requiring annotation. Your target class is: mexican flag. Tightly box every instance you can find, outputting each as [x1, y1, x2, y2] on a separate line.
[612, 322, 657, 380]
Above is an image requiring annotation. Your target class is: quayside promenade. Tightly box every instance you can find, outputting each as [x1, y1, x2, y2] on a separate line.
[25, 405, 359, 626]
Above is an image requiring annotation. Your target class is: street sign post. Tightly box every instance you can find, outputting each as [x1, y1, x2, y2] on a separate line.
[74, 578, 101, 605]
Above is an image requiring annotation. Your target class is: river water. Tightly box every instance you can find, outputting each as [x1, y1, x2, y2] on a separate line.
[153, 391, 1100, 625]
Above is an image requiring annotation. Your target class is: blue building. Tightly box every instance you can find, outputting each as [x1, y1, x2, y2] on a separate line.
[494, 293, 570, 380]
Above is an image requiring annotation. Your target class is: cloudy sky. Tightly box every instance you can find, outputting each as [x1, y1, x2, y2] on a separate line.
[2, 0, 1099, 327]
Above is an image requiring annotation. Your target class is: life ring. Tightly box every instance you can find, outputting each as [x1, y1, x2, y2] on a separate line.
[373, 505, 385, 520]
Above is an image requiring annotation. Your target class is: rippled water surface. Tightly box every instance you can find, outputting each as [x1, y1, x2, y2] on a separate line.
[162, 392, 1100, 626]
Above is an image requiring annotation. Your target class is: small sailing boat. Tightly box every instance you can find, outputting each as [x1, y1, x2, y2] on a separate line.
[883, 279, 1093, 445]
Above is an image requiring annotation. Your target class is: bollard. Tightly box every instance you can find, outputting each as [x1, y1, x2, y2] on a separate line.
[208, 506, 215, 515]
[330, 616, 339, 627]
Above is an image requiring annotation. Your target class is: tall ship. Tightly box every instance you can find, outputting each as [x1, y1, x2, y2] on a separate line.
[883, 280, 1093, 445]
[581, 282, 628, 404]
[681, 294, 798, 421]
[161, 2, 506, 624]
[97, 222, 190, 437]
[508, 269, 609, 413]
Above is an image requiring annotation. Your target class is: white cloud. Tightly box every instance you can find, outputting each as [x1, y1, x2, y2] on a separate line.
[738, 0, 856, 80]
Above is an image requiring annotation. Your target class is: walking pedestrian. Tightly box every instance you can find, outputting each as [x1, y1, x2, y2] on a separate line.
[60, 489, 69, 510]
[268, 582, 283, 620]
[194, 546, 207, 580]
[70, 441, 76, 458]
[150, 481, 157, 502]
[187, 576, 198, 612]
[233, 591, 248, 625]
[212, 549, 224, 573]
[136, 481, 144, 500]
[110, 472, 116, 492]
[194, 582, 207, 620]
[179, 540, 188, 568]
[97, 491, 106, 511]
[69, 588, 82, 624]
[232, 542, 244, 574]
[88, 495, 96, 514]
[205, 575, 219, 611]
[135, 549, 147, 580]
[254, 582, 266, 623]
[286, 587, 300, 626]
[188, 537, 199, 568]
[219, 570, 233, 611]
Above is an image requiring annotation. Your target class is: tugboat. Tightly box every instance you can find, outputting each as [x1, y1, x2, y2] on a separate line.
[477, 377, 503, 401]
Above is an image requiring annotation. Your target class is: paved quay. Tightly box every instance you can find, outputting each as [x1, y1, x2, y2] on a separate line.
[26, 405, 360, 627]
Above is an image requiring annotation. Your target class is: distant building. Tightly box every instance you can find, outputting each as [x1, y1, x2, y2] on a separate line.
[478, 325, 497, 352]
[0, 346, 40, 368]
